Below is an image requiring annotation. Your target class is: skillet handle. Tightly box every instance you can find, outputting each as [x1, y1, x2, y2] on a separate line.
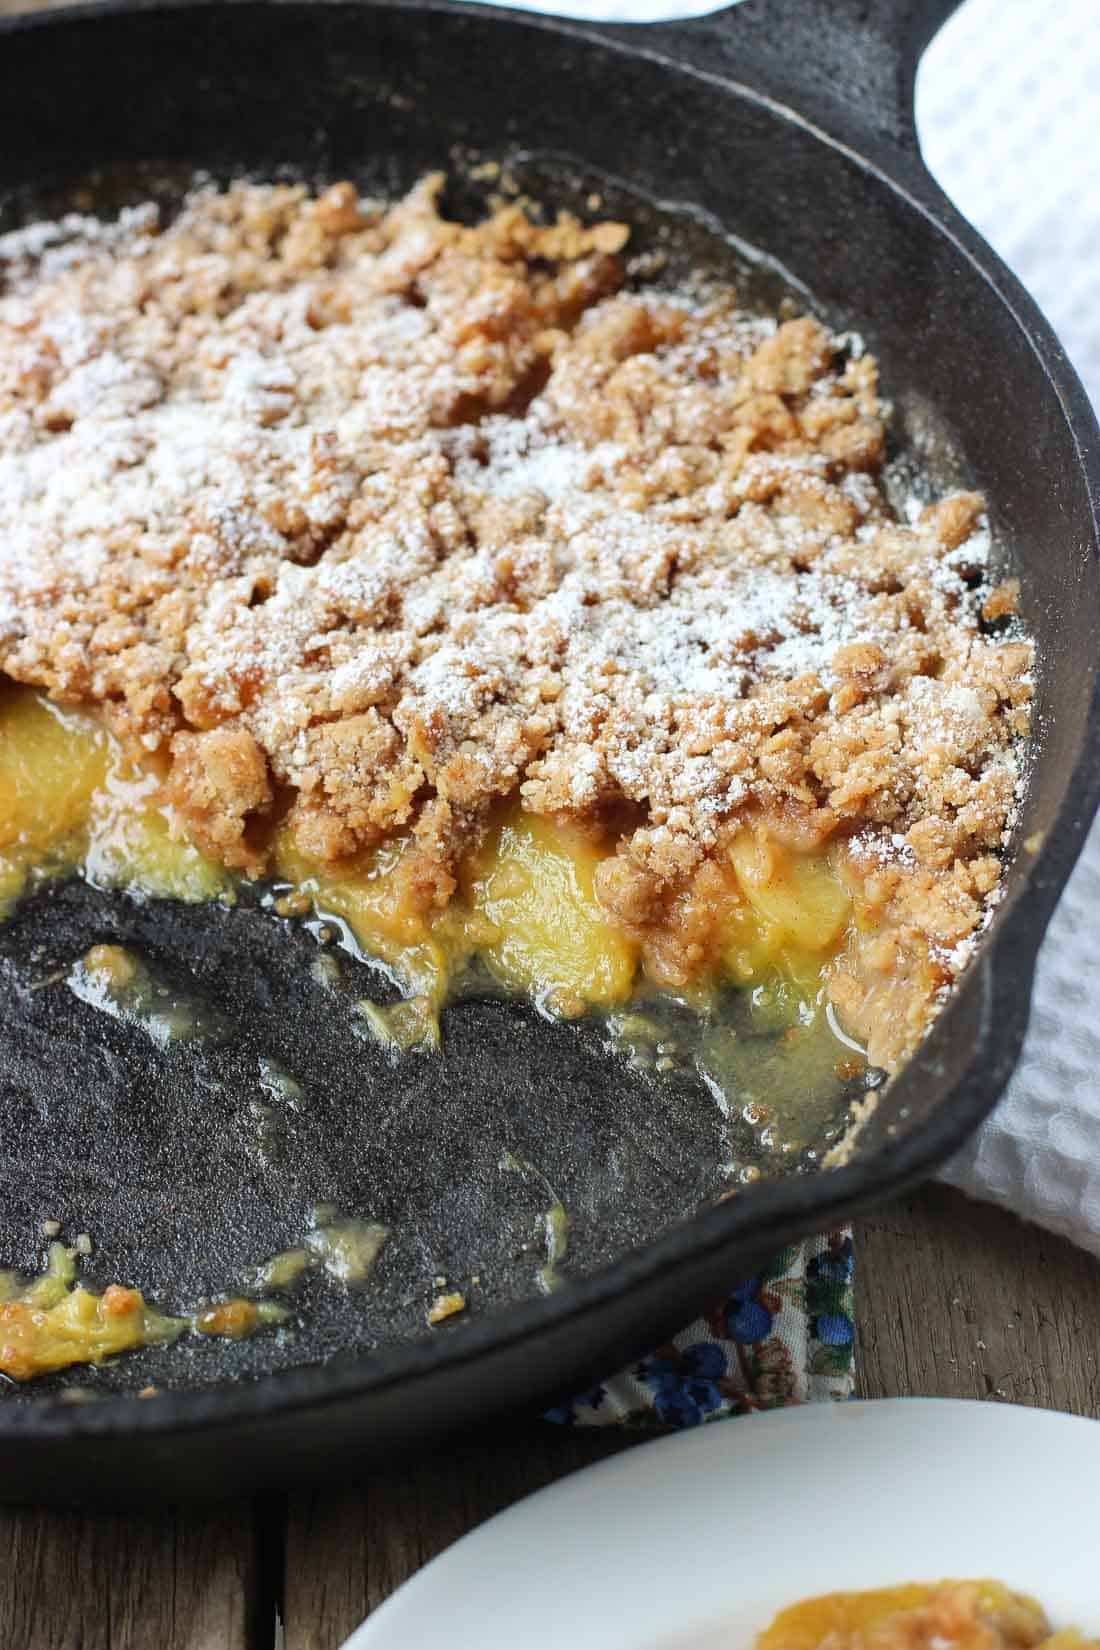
[623, 0, 963, 154]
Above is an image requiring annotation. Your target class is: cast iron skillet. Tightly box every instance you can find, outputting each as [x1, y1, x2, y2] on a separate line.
[1, 0, 1098, 1504]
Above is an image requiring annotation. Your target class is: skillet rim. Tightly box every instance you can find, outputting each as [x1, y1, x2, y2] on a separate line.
[1, 0, 1098, 1444]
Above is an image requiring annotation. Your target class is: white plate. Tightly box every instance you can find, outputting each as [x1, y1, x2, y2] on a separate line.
[345, 1399, 1100, 1649]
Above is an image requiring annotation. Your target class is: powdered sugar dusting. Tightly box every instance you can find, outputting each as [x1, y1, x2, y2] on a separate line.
[0, 176, 1034, 1067]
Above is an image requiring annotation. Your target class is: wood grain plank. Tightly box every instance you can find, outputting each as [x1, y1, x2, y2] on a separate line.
[0, 1501, 263, 1650]
[282, 1426, 630, 1650]
[856, 1185, 1100, 1415]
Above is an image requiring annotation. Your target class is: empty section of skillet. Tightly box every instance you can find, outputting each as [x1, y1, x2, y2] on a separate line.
[1, 878, 743, 1395]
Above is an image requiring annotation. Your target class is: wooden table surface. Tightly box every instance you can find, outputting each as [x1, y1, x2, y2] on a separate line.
[3, 0, 1100, 1642]
[3, 1186, 1098, 1650]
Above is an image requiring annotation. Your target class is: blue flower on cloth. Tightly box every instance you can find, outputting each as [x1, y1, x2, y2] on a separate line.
[544, 1384, 607, 1426]
[638, 1342, 728, 1427]
[814, 1313, 854, 1347]
[806, 1232, 854, 1284]
[722, 1277, 775, 1344]
[804, 1231, 856, 1369]
[546, 1228, 855, 1430]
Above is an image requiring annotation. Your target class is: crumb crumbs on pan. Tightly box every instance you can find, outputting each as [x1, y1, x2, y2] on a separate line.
[427, 1290, 467, 1325]
[0, 1205, 394, 1382]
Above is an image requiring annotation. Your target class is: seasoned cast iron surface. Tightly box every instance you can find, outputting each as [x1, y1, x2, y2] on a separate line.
[1, 879, 741, 1397]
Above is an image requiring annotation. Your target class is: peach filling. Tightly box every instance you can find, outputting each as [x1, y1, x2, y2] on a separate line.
[1, 684, 857, 1042]
[756, 1581, 1072, 1650]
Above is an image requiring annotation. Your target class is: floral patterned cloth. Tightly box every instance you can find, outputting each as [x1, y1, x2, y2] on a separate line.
[547, 1229, 854, 1429]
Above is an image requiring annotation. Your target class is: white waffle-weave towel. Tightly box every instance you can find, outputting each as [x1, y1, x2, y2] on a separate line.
[918, 0, 1100, 1256]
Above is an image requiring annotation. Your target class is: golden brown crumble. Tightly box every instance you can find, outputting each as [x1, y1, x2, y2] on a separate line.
[0, 176, 1032, 1067]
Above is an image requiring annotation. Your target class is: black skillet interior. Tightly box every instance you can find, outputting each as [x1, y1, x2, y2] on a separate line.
[1, 0, 1099, 1485]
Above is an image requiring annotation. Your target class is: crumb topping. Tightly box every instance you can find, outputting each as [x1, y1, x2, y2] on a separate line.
[0, 176, 1033, 1066]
